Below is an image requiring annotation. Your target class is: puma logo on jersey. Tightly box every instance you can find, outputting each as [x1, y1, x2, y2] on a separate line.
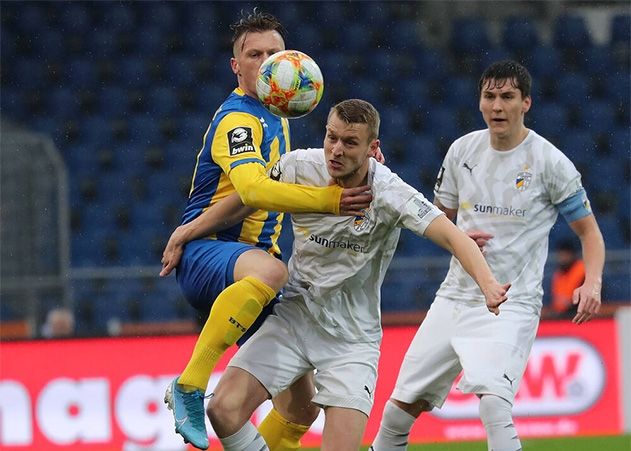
[503, 373, 516, 387]
[463, 162, 477, 174]
[364, 385, 373, 397]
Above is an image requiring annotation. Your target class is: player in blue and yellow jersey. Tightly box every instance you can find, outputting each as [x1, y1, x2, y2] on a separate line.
[161, 9, 372, 450]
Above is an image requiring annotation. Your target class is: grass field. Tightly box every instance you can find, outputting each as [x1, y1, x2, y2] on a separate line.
[307, 435, 631, 450]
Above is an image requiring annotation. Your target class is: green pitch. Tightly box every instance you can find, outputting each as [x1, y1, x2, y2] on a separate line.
[308, 434, 631, 450]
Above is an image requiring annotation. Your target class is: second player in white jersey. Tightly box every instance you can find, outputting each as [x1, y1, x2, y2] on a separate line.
[435, 128, 588, 311]
[277, 148, 441, 343]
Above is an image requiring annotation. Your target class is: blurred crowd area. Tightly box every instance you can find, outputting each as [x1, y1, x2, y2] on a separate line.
[0, 1, 629, 337]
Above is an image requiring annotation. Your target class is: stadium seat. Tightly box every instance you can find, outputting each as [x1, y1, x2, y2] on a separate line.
[502, 16, 540, 53]
[555, 72, 591, 107]
[450, 17, 491, 54]
[553, 14, 592, 50]
[577, 100, 616, 135]
[610, 13, 631, 45]
[559, 129, 598, 167]
[527, 45, 562, 78]
[528, 103, 569, 142]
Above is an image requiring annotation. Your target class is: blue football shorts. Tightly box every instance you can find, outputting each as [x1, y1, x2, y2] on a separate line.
[176, 238, 279, 345]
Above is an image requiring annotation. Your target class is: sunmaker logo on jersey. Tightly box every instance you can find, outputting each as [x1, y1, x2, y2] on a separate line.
[227, 127, 255, 156]
[473, 203, 526, 217]
[309, 234, 368, 253]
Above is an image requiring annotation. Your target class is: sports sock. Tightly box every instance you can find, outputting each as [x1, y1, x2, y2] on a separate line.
[220, 421, 269, 451]
[370, 400, 416, 451]
[178, 276, 276, 391]
[258, 407, 310, 451]
[479, 394, 522, 451]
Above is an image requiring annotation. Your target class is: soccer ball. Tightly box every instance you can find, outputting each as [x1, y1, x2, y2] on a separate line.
[256, 50, 324, 119]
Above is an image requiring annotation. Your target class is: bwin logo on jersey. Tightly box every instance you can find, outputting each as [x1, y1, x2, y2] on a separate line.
[228, 127, 255, 156]
[515, 171, 532, 191]
[353, 208, 372, 232]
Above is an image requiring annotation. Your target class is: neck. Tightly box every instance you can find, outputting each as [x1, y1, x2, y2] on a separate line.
[490, 126, 529, 151]
[335, 166, 369, 188]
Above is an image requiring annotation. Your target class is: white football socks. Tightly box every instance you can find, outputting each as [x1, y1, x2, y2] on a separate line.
[479, 394, 522, 451]
[370, 400, 416, 451]
[219, 421, 269, 451]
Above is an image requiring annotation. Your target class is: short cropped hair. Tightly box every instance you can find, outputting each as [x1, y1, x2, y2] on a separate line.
[230, 8, 286, 50]
[478, 60, 532, 99]
[329, 99, 380, 141]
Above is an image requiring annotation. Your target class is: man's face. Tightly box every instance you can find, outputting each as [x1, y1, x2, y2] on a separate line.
[323, 111, 378, 185]
[231, 30, 285, 98]
[479, 78, 531, 140]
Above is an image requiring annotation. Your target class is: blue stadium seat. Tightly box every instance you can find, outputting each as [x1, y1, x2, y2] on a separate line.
[135, 26, 167, 56]
[578, 100, 616, 135]
[553, 14, 592, 50]
[165, 56, 197, 86]
[144, 2, 179, 30]
[96, 86, 130, 117]
[608, 128, 630, 159]
[66, 58, 100, 88]
[97, 3, 136, 30]
[146, 85, 179, 117]
[444, 76, 478, 110]
[579, 46, 614, 77]
[560, 129, 597, 167]
[450, 17, 491, 54]
[527, 103, 569, 142]
[59, 2, 92, 33]
[117, 57, 150, 88]
[611, 14, 630, 45]
[603, 73, 630, 105]
[597, 214, 626, 249]
[502, 16, 539, 53]
[527, 45, 562, 78]
[555, 72, 591, 107]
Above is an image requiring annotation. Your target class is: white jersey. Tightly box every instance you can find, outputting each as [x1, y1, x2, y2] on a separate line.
[273, 148, 443, 343]
[434, 129, 584, 312]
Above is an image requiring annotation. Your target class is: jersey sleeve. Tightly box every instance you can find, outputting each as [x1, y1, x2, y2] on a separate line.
[384, 175, 444, 236]
[433, 141, 459, 209]
[212, 112, 343, 214]
[544, 149, 584, 206]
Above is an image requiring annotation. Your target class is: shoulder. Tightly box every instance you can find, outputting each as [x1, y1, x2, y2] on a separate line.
[525, 130, 573, 165]
[285, 147, 325, 164]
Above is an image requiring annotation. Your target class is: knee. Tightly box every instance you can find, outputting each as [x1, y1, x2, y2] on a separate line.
[479, 394, 513, 426]
[206, 392, 242, 433]
[258, 258, 288, 292]
[391, 398, 432, 418]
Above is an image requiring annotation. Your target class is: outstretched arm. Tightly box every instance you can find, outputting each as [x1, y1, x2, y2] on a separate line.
[424, 215, 510, 314]
[160, 193, 254, 276]
[568, 214, 604, 324]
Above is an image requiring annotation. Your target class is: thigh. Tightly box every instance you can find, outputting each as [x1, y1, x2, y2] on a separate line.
[310, 336, 380, 417]
[392, 298, 462, 408]
[176, 239, 254, 310]
[229, 310, 312, 398]
[272, 372, 319, 426]
[321, 406, 367, 451]
[454, 304, 540, 403]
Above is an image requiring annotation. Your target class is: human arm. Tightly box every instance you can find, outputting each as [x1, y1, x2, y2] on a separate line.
[424, 215, 510, 314]
[434, 198, 494, 254]
[160, 193, 254, 276]
[213, 112, 371, 215]
[567, 214, 604, 324]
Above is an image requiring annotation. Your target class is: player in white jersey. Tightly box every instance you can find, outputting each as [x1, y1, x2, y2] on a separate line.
[371, 60, 605, 451]
[188, 99, 510, 451]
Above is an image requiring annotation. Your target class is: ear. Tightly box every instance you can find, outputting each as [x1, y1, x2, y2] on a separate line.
[230, 57, 239, 75]
[367, 138, 380, 157]
[522, 96, 532, 114]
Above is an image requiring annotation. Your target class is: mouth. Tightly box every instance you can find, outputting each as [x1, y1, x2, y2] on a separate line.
[492, 118, 507, 124]
[328, 160, 343, 170]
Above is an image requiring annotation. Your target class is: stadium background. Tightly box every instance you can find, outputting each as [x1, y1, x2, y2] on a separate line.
[0, 0, 629, 449]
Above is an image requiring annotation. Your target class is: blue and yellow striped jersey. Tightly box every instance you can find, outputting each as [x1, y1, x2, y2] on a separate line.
[183, 87, 291, 256]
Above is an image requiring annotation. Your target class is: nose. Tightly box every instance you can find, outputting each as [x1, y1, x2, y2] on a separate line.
[331, 141, 344, 156]
[492, 98, 503, 111]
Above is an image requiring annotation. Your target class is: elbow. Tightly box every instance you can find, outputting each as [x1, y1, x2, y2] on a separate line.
[236, 181, 261, 208]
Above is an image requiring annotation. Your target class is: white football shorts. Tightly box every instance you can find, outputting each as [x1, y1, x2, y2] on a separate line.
[392, 296, 539, 407]
[229, 301, 380, 417]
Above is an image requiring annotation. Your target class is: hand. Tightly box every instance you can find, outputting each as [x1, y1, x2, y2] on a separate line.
[339, 185, 372, 216]
[571, 281, 601, 324]
[159, 227, 187, 277]
[467, 230, 494, 254]
[483, 281, 511, 315]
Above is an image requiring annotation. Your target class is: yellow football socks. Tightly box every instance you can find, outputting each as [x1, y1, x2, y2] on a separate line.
[258, 407, 311, 451]
[177, 276, 276, 391]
